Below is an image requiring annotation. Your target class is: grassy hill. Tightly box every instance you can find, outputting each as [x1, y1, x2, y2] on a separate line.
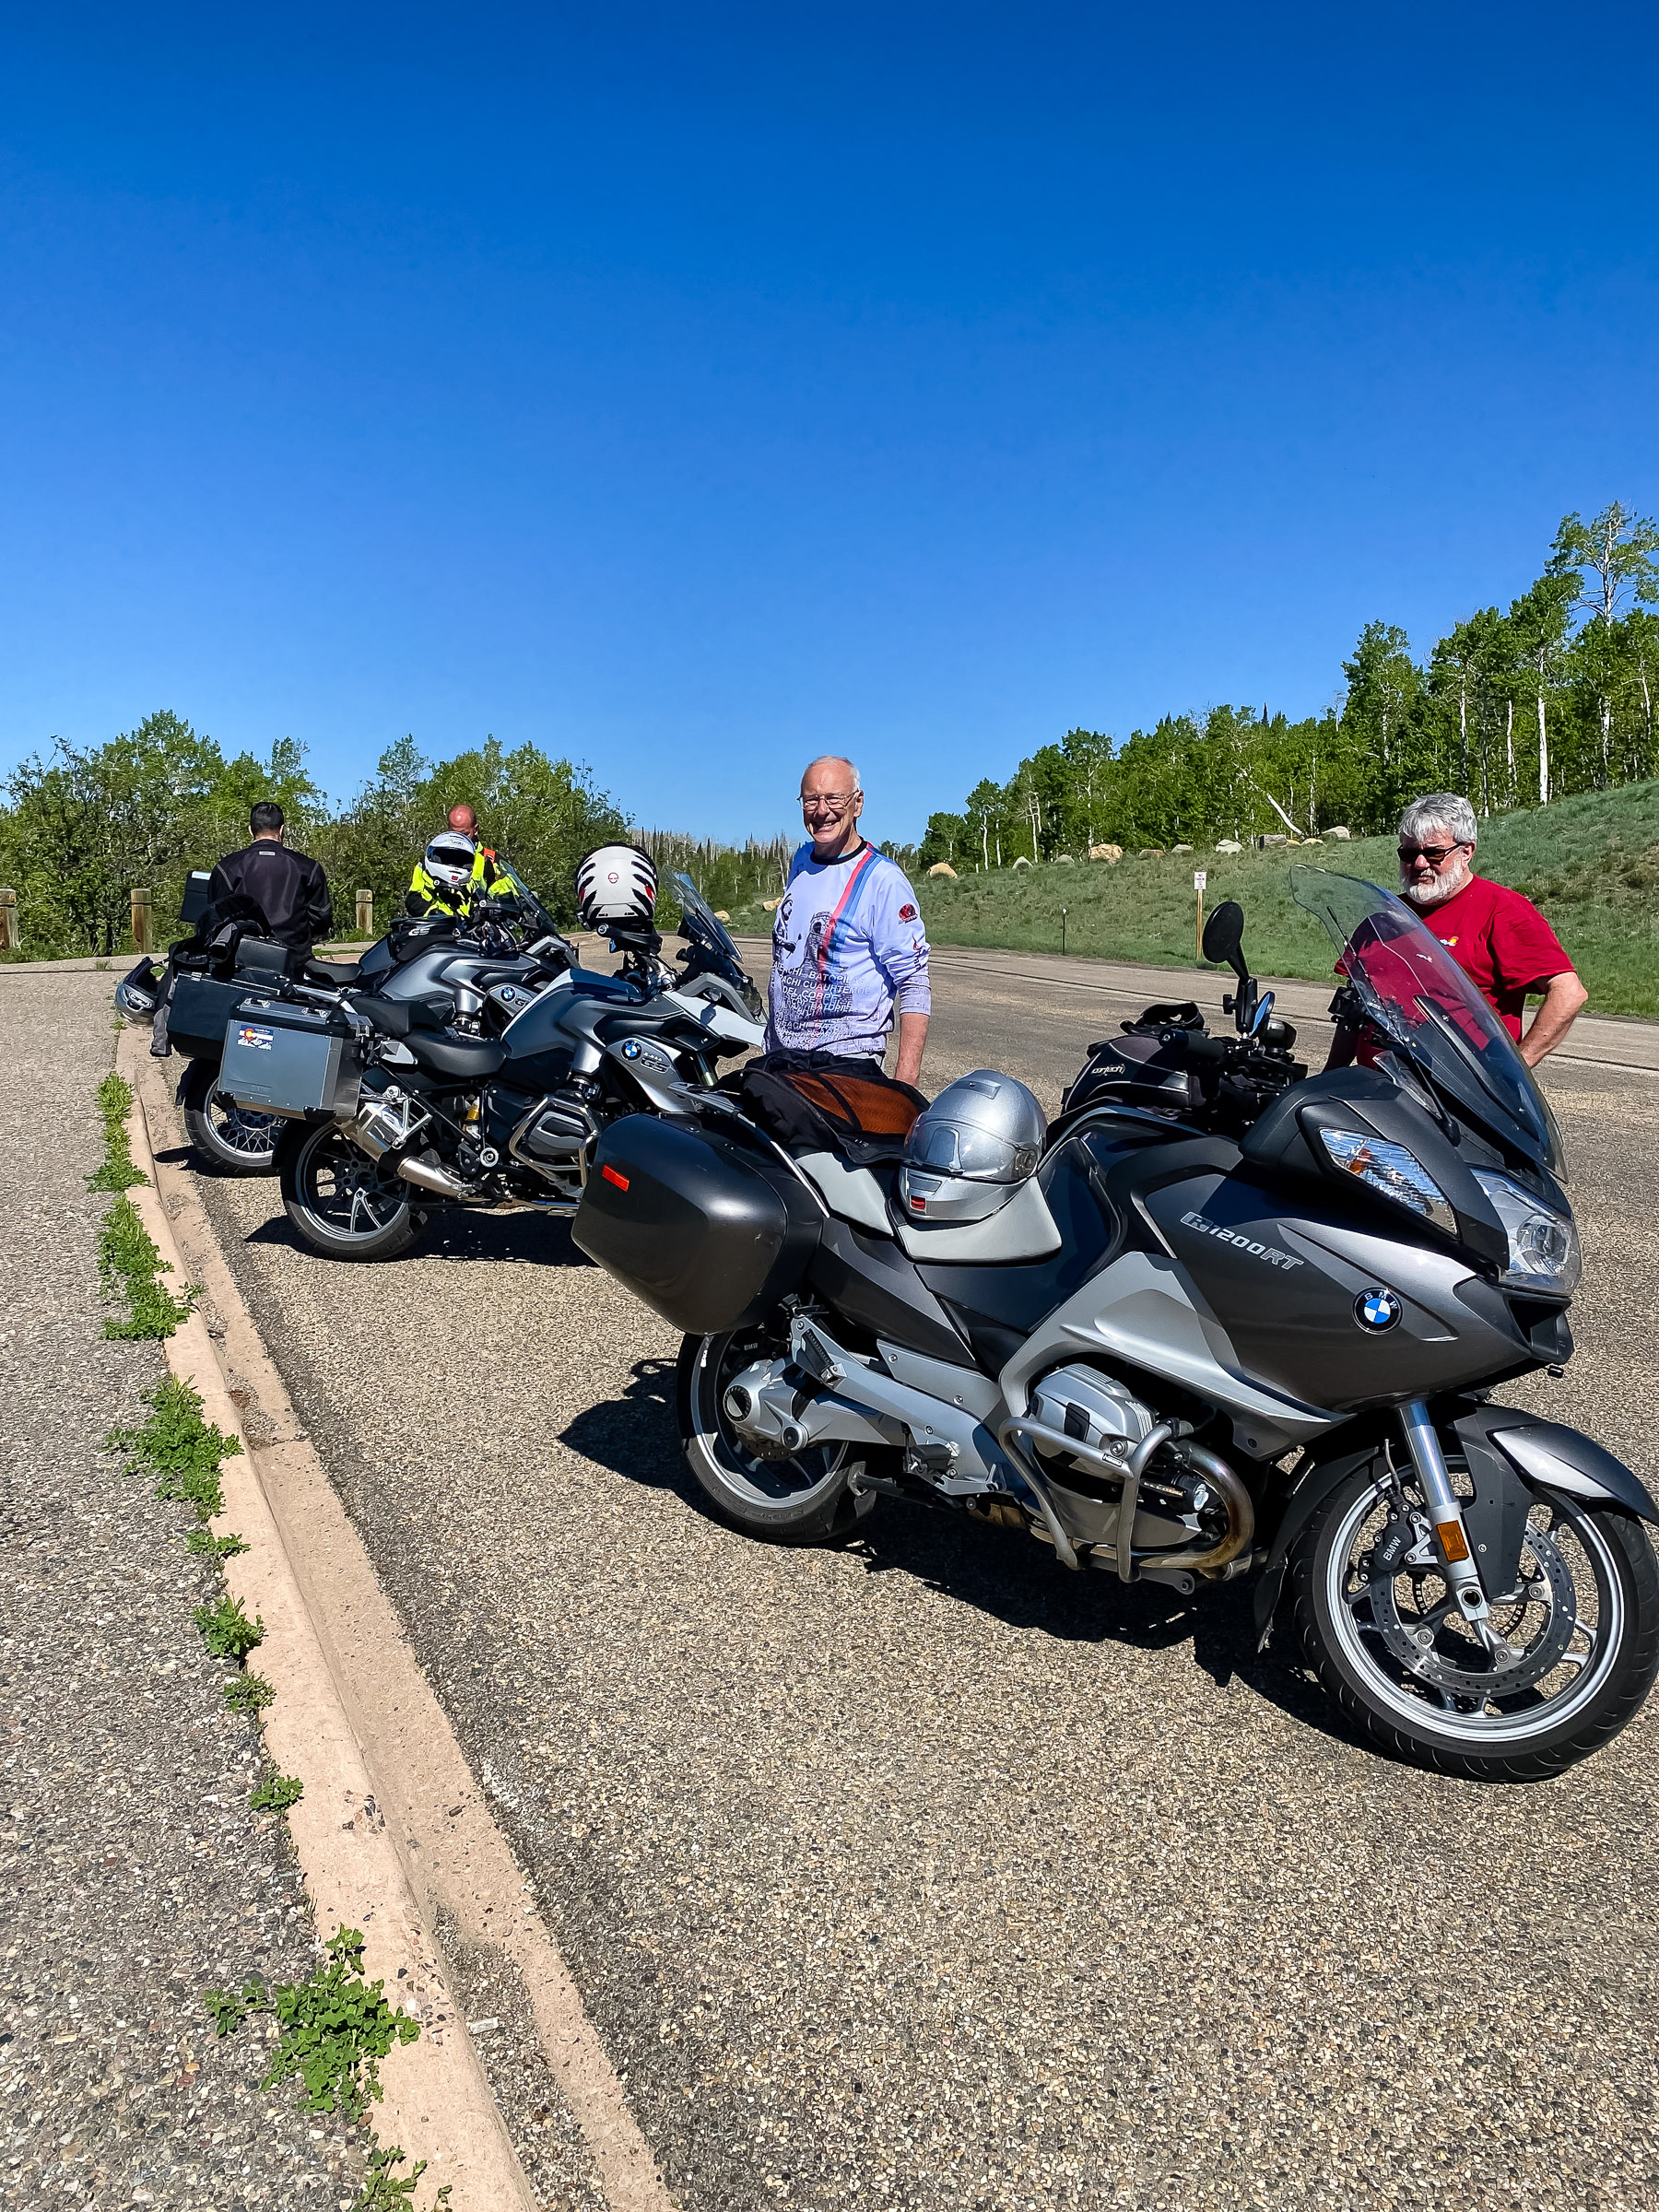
[720, 782, 1659, 1019]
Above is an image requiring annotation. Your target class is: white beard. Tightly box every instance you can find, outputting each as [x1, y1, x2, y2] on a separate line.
[1400, 854, 1473, 908]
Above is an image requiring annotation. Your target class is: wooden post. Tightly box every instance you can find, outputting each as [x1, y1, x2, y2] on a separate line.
[1060, 905, 1066, 958]
[0, 888, 18, 953]
[356, 888, 374, 937]
[1194, 868, 1206, 962]
[130, 888, 153, 955]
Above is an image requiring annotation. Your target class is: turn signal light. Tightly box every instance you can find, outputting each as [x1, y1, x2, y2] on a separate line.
[602, 1165, 629, 1192]
[1436, 1519, 1471, 1564]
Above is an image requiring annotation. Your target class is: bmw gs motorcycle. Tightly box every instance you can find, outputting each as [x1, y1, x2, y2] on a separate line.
[571, 868, 1659, 1782]
[116, 866, 573, 1177]
[221, 875, 765, 1262]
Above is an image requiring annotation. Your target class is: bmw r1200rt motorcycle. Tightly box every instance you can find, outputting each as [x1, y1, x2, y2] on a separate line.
[571, 867, 1659, 1782]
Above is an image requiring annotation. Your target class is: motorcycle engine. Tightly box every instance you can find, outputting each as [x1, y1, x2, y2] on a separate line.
[1028, 1364, 1224, 1552]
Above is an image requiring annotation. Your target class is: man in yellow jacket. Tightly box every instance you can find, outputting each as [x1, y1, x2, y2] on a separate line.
[406, 805, 515, 918]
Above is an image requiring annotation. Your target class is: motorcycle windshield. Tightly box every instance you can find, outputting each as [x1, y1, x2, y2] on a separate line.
[1289, 867, 1563, 1174]
[670, 872, 745, 966]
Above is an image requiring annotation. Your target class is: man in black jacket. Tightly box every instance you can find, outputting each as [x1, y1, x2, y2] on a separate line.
[207, 802, 333, 948]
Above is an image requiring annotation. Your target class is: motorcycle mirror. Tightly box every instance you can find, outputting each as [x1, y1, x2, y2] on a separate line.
[1201, 900, 1247, 976]
[1250, 988, 1276, 1036]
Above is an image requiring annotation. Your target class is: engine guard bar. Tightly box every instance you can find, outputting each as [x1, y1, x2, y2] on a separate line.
[997, 1414, 1254, 1580]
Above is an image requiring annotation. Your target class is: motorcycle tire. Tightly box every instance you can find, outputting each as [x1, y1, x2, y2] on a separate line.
[1289, 1455, 1659, 1783]
[677, 1328, 883, 1546]
[180, 1059, 281, 1176]
[276, 1118, 425, 1263]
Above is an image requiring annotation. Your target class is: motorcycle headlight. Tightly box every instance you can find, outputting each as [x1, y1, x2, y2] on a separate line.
[1471, 1171, 1581, 1295]
[1316, 1127, 1455, 1234]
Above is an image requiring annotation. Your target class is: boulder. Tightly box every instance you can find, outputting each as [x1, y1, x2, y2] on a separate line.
[1138, 847, 1165, 857]
[925, 862, 958, 879]
[1255, 833, 1288, 849]
[1214, 839, 1242, 854]
[1325, 825, 1351, 841]
[761, 896, 783, 911]
[712, 911, 731, 923]
[1011, 855, 1032, 869]
[1053, 853, 1075, 864]
[1088, 844, 1123, 863]
[1171, 843, 1194, 854]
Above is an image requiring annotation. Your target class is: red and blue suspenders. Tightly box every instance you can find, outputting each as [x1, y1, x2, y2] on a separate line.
[806, 844, 881, 1026]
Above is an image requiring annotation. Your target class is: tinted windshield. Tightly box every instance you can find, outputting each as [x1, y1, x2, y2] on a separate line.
[670, 872, 746, 966]
[1290, 867, 1562, 1173]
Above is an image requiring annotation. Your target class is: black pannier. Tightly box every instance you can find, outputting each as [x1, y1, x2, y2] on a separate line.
[167, 972, 261, 1059]
[572, 1115, 821, 1335]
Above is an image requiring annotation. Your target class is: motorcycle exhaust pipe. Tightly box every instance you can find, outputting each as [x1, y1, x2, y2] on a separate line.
[394, 1154, 483, 1201]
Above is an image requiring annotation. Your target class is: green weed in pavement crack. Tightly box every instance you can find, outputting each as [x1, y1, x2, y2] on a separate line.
[249, 1771, 304, 1812]
[109, 1373, 241, 1523]
[353, 2144, 453, 2208]
[87, 1072, 146, 1191]
[97, 1194, 198, 1337]
[187, 1527, 250, 1559]
[204, 1927, 421, 2124]
[195, 1593, 264, 1662]
[223, 1671, 275, 1715]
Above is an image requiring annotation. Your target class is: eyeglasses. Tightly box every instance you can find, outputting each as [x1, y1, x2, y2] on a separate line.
[1398, 841, 1466, 865]
[801, 792, 858, 814]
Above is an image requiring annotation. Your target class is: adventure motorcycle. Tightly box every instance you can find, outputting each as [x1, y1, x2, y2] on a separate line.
[570, 868, 1659, 1782]
[218, 874, 765, 1261]
[117, 865, 573, 1176]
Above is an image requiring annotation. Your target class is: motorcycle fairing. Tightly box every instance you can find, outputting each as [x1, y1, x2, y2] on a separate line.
[1461, 1407, 1659, 1526]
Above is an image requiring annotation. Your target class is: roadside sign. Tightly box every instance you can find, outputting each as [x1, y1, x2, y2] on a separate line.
[1194, 870, 1207, 890]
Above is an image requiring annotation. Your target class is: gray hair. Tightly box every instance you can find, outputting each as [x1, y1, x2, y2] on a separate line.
[1399, 792, 1477, 848]
[802, 753, 862, 794]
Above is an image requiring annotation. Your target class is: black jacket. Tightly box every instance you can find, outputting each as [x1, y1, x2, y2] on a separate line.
[206, 841, 334, 949]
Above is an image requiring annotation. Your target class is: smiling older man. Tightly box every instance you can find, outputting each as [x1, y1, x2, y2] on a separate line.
[1334, 792, 1587, 1069]
[766, 754, 931, 1086]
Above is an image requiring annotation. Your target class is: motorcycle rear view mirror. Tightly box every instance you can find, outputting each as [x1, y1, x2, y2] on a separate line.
[1201, 900, 1247, 976]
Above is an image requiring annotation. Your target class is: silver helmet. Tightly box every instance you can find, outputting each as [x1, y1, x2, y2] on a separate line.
[899, 1070, 1046, 1225]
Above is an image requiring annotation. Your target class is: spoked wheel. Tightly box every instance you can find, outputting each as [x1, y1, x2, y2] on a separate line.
[677, 1326, 883, 1545]
[1291, 1455, 1659, 1782]
[180, 1060, 281, 1176]
[277, 1119, 423, 1262]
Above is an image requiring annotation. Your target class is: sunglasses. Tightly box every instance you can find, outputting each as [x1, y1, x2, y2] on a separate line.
[1397, 841, 1466, 865]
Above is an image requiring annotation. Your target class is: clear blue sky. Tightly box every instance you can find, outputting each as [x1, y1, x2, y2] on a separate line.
[3, 4, 1656, 844]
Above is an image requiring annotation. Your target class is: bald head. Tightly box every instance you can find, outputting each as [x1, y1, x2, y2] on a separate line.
[448, 803, 477, 834]
[799, 755, 865, 862]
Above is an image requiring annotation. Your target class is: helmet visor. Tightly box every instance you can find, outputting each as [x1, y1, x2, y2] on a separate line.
[908, 1119, 1037, 1183]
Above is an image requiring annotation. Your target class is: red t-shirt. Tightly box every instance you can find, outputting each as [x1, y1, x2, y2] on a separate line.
[1415, 875, 1571, 1040]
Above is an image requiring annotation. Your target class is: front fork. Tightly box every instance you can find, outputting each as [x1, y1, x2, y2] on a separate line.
[1398, 1399, 1490, 1623]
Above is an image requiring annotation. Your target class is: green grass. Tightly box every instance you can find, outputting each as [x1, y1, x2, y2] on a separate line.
[720, 782, 1659, 1018]
[205, 1926, 422, 2125]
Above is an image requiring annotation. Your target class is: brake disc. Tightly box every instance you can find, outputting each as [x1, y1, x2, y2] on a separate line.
[1357, 1516, 1580, 1697]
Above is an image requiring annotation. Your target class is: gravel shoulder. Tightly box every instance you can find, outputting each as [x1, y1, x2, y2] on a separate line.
[188, 964, 1659, 2212]
[0, 979, 359, 2210]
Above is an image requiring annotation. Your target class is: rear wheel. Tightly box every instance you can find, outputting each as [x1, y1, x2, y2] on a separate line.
[277, 1119, 423, 1262]
[677, 1326, 882, 1545]
[180, 1059, 281, 1176]
[1289, 1455, 1659, 1782]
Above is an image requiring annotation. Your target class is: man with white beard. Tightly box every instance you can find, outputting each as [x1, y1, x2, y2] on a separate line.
[1332, 792, 1587, 1070]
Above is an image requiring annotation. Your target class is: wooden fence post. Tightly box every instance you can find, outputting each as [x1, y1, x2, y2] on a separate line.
[130, 888, 153, 954]
[356, 888, 374, 937]
[0, 888, 18, 954]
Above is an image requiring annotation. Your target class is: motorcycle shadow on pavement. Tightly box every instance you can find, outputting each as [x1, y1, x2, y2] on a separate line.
[562, 1358, 1349, 1753]
[242, 1209, 596, 1267]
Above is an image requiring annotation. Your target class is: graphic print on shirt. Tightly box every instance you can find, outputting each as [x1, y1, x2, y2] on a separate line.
[771, 850, 877, 1035]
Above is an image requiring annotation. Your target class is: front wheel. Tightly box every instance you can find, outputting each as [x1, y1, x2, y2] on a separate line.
[277, 1119, 424, 1262]
[677, 1328, 882, 1545]
[181, 1059, 281, 1175]
[1289, 1456, 1659, 1782]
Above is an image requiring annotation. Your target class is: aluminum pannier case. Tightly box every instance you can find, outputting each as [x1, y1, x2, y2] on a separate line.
[219, 999, 365, 1118]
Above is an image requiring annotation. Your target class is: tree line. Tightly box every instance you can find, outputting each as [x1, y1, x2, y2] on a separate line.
[918, 501, 1659, 869]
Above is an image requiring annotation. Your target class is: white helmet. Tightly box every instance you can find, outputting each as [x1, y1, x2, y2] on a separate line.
[900, 1070, 1046, 1224]
[423, 831, 477, 890]
[576, 844, 658, 931]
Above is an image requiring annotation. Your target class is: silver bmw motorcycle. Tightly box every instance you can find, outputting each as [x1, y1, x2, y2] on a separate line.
[571, 869, 1659, 1782]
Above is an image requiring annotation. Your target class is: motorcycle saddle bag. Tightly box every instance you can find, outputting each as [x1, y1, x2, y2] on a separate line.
[735, 1053, 927, 1167]
[573, 1114, 820, 1334]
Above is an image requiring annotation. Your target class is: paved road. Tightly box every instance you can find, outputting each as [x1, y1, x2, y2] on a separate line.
[0, 975, 359, 2207]
[185, 958, 1659, 2212]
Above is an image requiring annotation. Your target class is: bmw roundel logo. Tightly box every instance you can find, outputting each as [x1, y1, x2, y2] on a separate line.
[1355, 1288, 1402, 1332]
[621, 1038, 641, 1058]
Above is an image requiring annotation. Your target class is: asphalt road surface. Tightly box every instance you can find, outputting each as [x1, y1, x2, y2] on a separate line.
[185, 954, 1659, 2212]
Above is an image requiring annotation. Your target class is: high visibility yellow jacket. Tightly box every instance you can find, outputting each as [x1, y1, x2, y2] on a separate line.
[407, 847, 514, 918]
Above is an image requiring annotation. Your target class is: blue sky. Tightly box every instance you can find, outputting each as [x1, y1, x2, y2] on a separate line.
[3, 4, 1656, 843]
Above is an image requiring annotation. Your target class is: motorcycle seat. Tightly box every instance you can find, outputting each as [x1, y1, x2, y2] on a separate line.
[307, 958, 361, 985]
[405, 1030, 508, 1081]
